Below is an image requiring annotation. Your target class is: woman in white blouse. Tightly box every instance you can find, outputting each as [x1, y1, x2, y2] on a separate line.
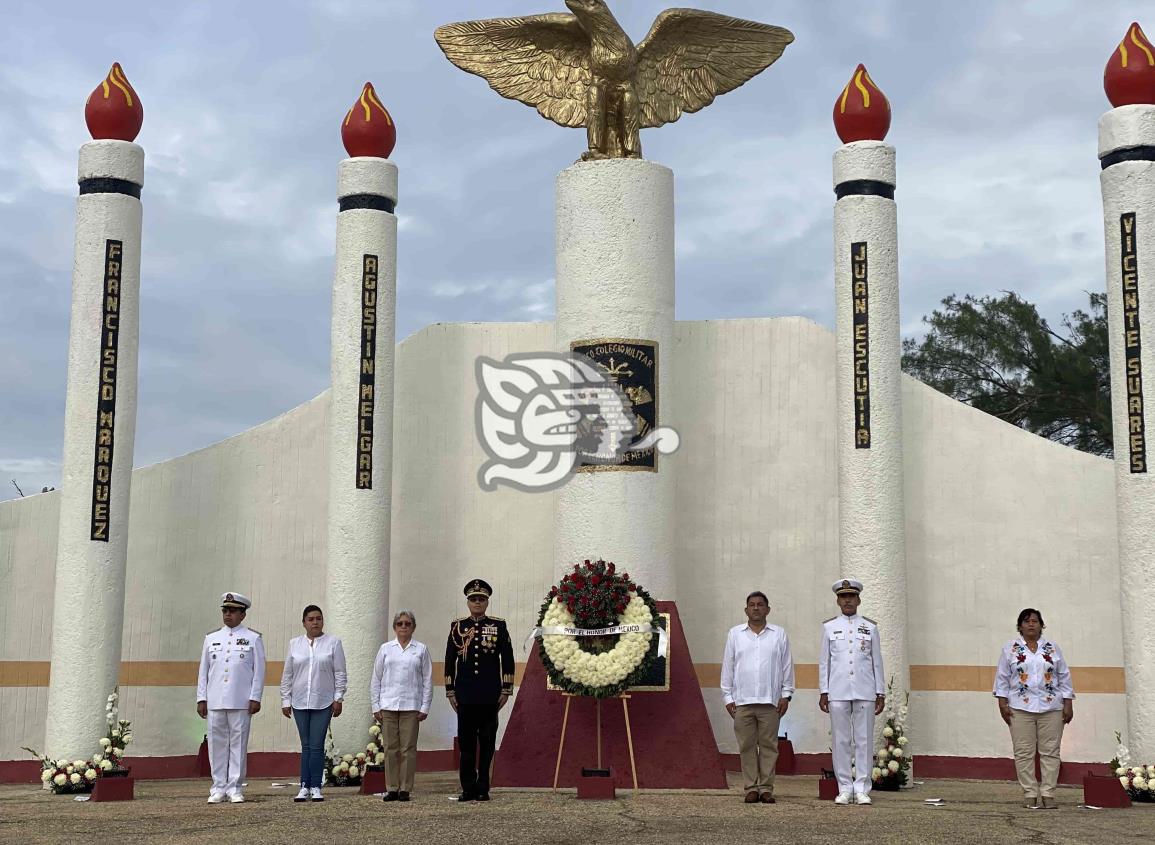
[280, 605, 347, 803]
[993, 608, 1075, 810]
[370, 610, 433, 802]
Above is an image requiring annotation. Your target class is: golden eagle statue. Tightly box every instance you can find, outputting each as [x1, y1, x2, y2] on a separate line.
[434, 0, 794, 160]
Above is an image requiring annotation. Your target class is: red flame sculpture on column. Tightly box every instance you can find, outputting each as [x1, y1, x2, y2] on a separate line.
[342, 82, 396, 158]
[1105, 22, 1155, 107]
[833, 63, 890, 143]
[84, 63, 143, 142]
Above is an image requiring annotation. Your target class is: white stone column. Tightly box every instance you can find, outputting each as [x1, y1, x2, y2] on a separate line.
[1100, 104, 1155, 759]
[833, 141, 909, 699]
[553, 159, 676, 599]
[326, 156, 397, 749]
[44, 139, 144, 756]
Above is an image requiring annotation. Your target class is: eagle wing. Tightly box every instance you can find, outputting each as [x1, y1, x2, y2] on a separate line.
[434, 14, 592, 129]
[635, 9, 794, 129]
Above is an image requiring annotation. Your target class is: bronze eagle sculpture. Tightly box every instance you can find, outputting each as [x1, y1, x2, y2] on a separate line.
[434, 0, 794, 160]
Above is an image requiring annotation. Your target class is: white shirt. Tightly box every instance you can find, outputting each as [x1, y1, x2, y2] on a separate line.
[994, 637, 1075, 713]
[279, 633, 348, 710]
[196, 624, 266, 709]
[370, 638, 433, 714]
[819, 614, 885, 701]
[721, 622, 795, 706]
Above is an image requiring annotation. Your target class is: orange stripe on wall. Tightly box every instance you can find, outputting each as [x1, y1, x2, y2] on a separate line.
[0, 661, 1126, 693]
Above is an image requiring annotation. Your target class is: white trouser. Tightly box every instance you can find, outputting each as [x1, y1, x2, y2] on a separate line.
[829, 699, 875, 796]
[207, 709, 252, 796]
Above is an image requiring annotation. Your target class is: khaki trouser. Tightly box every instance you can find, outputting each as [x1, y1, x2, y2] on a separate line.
[733, 703, 781, 794]
[381, 710, 421, 793]
[1008, 708, 1064, 799]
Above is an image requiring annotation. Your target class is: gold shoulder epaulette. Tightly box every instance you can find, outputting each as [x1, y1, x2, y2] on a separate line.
[862, 617, 877, 626]
[822, 615, 838, 624]
[487, 615, 505, 622]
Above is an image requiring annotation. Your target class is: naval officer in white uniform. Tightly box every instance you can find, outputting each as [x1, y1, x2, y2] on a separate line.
[196, 592, 266, 803]
[818, 578, 885, 805]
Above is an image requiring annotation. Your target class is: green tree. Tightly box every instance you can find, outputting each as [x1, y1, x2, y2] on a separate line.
[901, 291, 1112, 457]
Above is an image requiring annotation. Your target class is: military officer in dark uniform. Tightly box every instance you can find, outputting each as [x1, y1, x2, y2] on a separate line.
[445, 578, 515, 802]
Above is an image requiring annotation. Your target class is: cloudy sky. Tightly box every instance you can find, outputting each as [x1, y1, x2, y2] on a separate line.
[0, 0, 1141, 499]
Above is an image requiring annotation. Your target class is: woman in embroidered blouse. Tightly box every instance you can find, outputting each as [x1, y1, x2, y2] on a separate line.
[280, 604, 347, 803]
[994, 608, 1074, 810]
[371, 610, 433, 803]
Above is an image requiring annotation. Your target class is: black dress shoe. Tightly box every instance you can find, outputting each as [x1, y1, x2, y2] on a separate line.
[382, 791, 399, 802]
[475, 792, 491, 802]
[398, 791, 410, 802]
[456, 792, 476, 802]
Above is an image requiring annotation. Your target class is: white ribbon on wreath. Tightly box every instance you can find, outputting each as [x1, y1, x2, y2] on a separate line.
[524, 622, 668, 658]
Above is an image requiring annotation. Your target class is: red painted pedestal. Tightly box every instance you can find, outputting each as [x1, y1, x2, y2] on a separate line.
[196, 737, 210, 777]
[776, 738, 795, 774]
[92, 774, 134, 801]
[359, 768, 387, 795]
[578, 769, 617, 800]
[818, 771, 839, 801]
[1083, 774, 1131, 808]
[492, 602, 725, 790]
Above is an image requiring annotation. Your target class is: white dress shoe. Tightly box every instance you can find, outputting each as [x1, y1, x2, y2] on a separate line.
[207, 792, 225, 804]
[310, 787, 324, 802]
[294, 786, 310, 802]
[834, 792, 851, 805]
[855, 792, 872, 805]
[229, 793, 245, 803]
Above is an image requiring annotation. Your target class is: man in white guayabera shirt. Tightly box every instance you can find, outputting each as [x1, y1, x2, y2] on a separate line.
[721, 590, 795, 804]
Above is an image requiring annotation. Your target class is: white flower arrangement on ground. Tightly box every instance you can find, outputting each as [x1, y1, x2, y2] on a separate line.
[1110, 730, 1155, 802]
[536, 559, 661, 698]
[325, 720, 388, 786]
[872, 678, 911, 791]
[24, 687, 133, 793]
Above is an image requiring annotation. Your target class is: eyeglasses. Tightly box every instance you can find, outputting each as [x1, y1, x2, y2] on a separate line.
[394, 621, 413, 627]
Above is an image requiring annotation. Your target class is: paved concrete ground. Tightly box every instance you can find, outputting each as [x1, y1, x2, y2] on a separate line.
[1, 773, 1151, 845]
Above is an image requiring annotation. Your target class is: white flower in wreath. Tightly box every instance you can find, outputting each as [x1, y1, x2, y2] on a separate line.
[73, 759, 86, 769]
[110, 730, 121, 739]
[369, 725, 381, 736]
[331, 766, 341, 777]
[65, 765, 75, 774]
[1116, 767, 1127, 776]
[1121, 775, 1132, 787]
[1131, 766, 1144, 775]
[893, 748, 904, 759]
[882, 726, 894, 738]
[375, 753, 385, 765]
[100, 738, 111, 748]
[54, 773, 67, 787]
[342, 754, 354, 763]
[871, 767, 882, 780]
[898, 736, 909, 747]
[84, 768, 98, 781]
[111, 747, 123, 758]
[877, 747, 888, 760]
[123, 733, 133, 744]
[367, 743, 379, 754]
[348, 766, 360, 778]
[1148, 765, 1155, 777]
[887, 760, 899, 773]
[1134, 776, 1148, 790]
[69, 773, 81, 785]
[40, 769, 52, 782]
[100, 760, 113, 772]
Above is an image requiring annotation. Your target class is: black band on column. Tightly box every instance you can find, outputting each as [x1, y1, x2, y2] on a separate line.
[835, 180, 895, 200]
[339, 194, 396, 213]
[79, 178, 141, 198]
[1101, 146, 1155, 170]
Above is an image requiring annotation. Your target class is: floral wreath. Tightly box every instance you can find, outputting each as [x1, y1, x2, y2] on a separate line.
[535, 559, 661, 699]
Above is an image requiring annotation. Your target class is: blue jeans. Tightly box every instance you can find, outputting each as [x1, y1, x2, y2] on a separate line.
[293, 707, 333, 788]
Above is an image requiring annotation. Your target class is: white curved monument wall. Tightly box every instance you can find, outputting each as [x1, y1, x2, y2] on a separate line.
[0, 318, 1123, 765]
